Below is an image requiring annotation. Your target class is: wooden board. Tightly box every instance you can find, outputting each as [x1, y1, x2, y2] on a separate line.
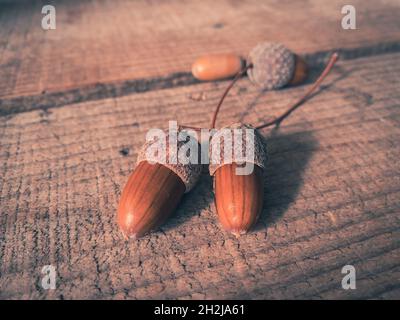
[1, 0, 400, 99]
[1, 52, 399, 299]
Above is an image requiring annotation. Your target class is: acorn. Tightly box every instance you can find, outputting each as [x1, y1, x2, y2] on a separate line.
[117, 130, 202, 239]
[204, 52, 338, 236]
[247, 42, 308, 89]
[191, 42, 307, 87]
[192, 53, 244, 81]
[209, 123, 267, 236]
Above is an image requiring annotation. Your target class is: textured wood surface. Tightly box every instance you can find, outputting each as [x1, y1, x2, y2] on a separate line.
[1, 49, 400, 299]
[1, 0, 400, 300]
[0, 0, 400, 99]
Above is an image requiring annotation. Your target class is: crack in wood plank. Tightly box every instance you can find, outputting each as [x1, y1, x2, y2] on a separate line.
[1, 41, 400, 117]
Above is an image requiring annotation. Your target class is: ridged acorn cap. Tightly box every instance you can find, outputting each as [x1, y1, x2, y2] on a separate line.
[247, 42, 295, 90]
[209, 123, 267, 176]
[136, 130, 202, 192]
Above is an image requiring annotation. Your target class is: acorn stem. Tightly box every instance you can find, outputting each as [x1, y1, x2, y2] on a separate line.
[210, 63, 253, 129]
[256, 52, 339, 130]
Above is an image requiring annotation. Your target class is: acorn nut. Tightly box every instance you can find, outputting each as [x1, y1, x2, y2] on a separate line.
[209, 123, 267, 237]
[192, 53, 244, 81]
[117, 131, 202, 239]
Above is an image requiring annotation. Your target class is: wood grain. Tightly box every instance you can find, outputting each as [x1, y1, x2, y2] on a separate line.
[0, 52, 399, 299]
[0, 0, 400, 99]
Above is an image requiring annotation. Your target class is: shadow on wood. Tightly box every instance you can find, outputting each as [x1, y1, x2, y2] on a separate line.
[160, 170, 214, 233]
[159, 130, 317, 236]
[254, 130, 317, 232]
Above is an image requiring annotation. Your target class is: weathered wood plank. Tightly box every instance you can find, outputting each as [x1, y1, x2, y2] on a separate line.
[0, 0, 400, 99]
[0, 53, 399, 299]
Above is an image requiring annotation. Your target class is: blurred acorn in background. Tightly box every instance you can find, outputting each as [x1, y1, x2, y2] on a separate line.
[191, 42, 307, 88]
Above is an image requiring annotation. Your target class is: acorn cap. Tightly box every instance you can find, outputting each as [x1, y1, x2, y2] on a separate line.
[209, 123, 267, 176]
[247, 42, 295, 90]
[136, 130, 202, 192]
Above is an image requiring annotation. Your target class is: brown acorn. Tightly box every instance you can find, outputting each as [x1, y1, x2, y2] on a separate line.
[247, 42, 308, 89]
[209, 123, 267, 236]
[214, 163, 264, 237]
[191, 53, 244, 81]
[118, 131, 202, 239]
[290, 55, 308, 86]
[205, 52, 339, 237]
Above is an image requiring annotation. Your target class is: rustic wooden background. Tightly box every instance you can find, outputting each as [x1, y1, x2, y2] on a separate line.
[0, 0, 399, 299]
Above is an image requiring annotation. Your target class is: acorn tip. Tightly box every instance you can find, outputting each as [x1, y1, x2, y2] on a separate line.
[231, 229, 247, 238]
[121, 230, 129, 241]
[129, 233, 138, 241]
[121, 229, 138, 241]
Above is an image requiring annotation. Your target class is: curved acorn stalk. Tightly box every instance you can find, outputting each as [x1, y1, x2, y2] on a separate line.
[118, 131, 202, 239]
[209, 123, 267, 237]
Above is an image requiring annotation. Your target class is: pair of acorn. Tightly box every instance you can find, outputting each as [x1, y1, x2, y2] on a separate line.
[118, 42, 335, 239]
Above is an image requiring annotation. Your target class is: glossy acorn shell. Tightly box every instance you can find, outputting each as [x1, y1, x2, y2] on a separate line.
[192, 53, 244, 81]
[117, 161, 186, 239]
[289, 55, 308, 85]
[214, 162, 264, 237]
